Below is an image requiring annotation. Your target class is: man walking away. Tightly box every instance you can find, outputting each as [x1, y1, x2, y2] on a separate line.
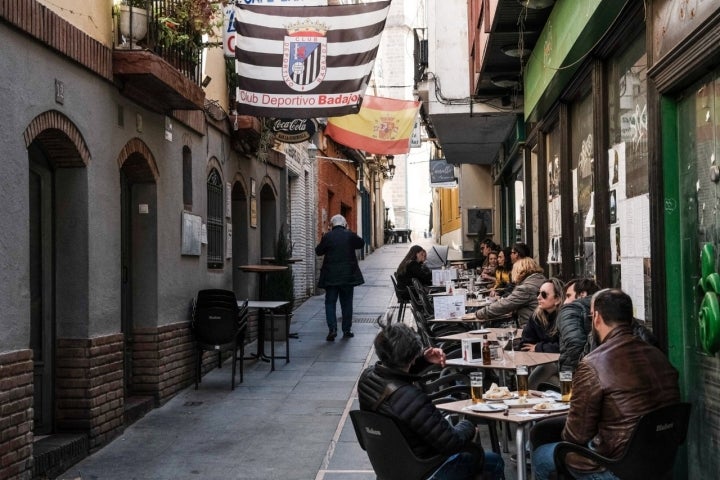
[315, 214, 365, 341]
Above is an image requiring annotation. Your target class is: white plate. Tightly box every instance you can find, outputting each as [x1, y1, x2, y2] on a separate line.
[465, 403, 509, 412]
[533, 402, 570, 412]
[483, 392, 514, 402]
[503, 397, 545, 408]
[468, 329, 491, 334]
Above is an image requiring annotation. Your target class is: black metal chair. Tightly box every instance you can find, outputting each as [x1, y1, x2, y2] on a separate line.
[192, 289, 242, 390]
[390, 274, 409, 323]
[553, 402, 691, 480]
[350, 409, 445, 480]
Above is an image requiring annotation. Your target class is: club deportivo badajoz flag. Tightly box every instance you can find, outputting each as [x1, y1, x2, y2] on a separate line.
[326, 95, 421, 155]
[234, 1, 390, 118]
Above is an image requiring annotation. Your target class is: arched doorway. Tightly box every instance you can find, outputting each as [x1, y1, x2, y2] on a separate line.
[24, 111, 91, 435]
[231, 179, 249, 297]
[259, 182, 277, 258]
[118, 140, 158, 399]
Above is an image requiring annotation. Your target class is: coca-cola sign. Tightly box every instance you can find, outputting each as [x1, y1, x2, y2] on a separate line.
[270, 118, 318, 144]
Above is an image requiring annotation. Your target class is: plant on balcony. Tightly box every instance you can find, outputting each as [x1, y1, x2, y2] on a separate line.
[155, 0, 222, 50]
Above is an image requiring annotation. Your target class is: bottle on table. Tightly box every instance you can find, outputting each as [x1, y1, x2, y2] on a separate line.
[482, 334, 492, 365]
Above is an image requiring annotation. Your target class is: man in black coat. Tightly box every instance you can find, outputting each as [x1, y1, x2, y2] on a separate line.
[357, 322, 490, 479]
[315, 214, 365, 341]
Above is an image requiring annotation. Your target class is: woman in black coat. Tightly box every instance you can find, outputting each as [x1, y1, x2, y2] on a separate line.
[395, 245, 433, 293]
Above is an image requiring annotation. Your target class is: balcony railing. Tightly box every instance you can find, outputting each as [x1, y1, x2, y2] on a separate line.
[117, 0, 204, 85]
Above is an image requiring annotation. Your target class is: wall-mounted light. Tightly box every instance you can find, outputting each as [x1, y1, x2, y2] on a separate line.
[517, 0, 555, 9]
[501, 44, 531, 58]
[490, 75, 521, 89]
[386, 155, 396, 180]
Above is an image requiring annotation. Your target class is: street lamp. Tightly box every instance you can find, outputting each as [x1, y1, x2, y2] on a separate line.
[386, 155, 395, 180]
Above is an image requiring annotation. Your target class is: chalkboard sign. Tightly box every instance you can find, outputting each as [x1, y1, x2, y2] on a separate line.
[430, 159, 455, 184]
[467, 208, 492, 236]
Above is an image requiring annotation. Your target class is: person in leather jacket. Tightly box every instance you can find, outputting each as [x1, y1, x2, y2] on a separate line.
[357, 322, 487, 479]
[531, 289, 680, 480]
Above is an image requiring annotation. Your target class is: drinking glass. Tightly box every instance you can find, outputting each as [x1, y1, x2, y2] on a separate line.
[507, 329, 515, 360]
[496, 334, 509, 364]
[470, 371, 484, 404]
[516, 365, 529, 400]
[560, 370, 573, 402]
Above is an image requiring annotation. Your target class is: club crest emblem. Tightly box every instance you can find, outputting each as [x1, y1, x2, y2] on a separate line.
[283, 19, 328, 92]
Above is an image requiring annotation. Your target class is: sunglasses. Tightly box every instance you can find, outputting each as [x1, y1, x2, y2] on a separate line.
[538, 290, 550, 299]
[511, 250, 518, 254]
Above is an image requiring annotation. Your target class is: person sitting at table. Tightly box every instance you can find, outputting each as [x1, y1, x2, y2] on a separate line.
[395, 245, 433, 293]
[357, 321, 504, 480]
[531, 289, 680, 480]
[479, 249, 498, 283]
[518, 278, 564, 388]
[557, 277, 601, 374]
[490, 247, 512, 294]
[500, 242, 531, 297]
[475, 257, 546, 328]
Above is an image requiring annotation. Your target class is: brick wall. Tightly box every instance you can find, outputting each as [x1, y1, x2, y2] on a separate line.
[55, 335, 124, 451]
[133, 322, 195, 404]
[0, 350, 35, 480]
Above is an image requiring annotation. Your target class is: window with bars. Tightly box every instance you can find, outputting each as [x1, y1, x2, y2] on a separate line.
[183, 146, 192, 207]
[207, 168, 223, 269]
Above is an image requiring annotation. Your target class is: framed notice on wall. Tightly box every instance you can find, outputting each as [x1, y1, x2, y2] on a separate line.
[467, 208, 492, 236]
[181, 211, 202, 256]
[250, 198, 257, 228]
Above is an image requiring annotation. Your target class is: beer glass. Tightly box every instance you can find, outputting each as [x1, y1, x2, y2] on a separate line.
[470, 372, 484, 404]
[560, 370, 573, 402]
[516, 365, 529, 400]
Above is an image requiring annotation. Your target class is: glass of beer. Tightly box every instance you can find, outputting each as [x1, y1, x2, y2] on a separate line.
[560, 370, 573, 402]
[516, 365, 529, 400]
[470, 372, 484, 404]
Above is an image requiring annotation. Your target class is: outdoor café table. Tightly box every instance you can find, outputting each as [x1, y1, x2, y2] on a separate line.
[260, 257, 304, 264]
[435, 327, 508, 342]
[238, 264, 289, 300]
[437, 399, 568, 480]
[242, 300, 290, 372]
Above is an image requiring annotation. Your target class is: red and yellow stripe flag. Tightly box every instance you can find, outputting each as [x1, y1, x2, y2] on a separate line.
[326, 95, 421, 155]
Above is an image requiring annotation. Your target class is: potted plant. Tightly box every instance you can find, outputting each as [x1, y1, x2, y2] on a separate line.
[262, 225, 295, 340]
[155, 0, 222, 50]
[117, 0, 149, 48]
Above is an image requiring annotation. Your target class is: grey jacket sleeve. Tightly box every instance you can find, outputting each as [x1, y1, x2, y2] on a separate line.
[475, 274, 541, 320]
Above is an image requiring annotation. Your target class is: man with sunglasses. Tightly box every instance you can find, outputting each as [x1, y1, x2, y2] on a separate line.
[531, 289, 680, 480]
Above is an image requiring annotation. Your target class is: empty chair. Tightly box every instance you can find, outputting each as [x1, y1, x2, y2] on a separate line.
[350, 409, 445, 480]
[390, 274, 409, 323]
[553, 402, 691, 480]
[192, 289, 242, 390]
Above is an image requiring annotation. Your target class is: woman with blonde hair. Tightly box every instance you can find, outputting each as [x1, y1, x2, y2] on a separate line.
[475, 257, 546, 327]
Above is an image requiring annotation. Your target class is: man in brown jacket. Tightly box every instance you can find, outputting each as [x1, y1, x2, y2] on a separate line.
[531, 289, 680, 480]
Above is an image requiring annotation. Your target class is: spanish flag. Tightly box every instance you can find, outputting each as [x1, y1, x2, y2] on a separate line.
[325, 95, 421, 155]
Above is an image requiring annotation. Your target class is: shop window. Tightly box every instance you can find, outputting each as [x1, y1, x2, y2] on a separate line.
[607, 32, 649, 321]
[570, 92, 595, 278]
[546, 124, 562, 277]
[207, 168, 224, 269]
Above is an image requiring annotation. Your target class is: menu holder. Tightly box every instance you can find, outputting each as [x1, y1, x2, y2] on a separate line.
[432, 268, 458, 286]
[433, 294, 466, 319]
